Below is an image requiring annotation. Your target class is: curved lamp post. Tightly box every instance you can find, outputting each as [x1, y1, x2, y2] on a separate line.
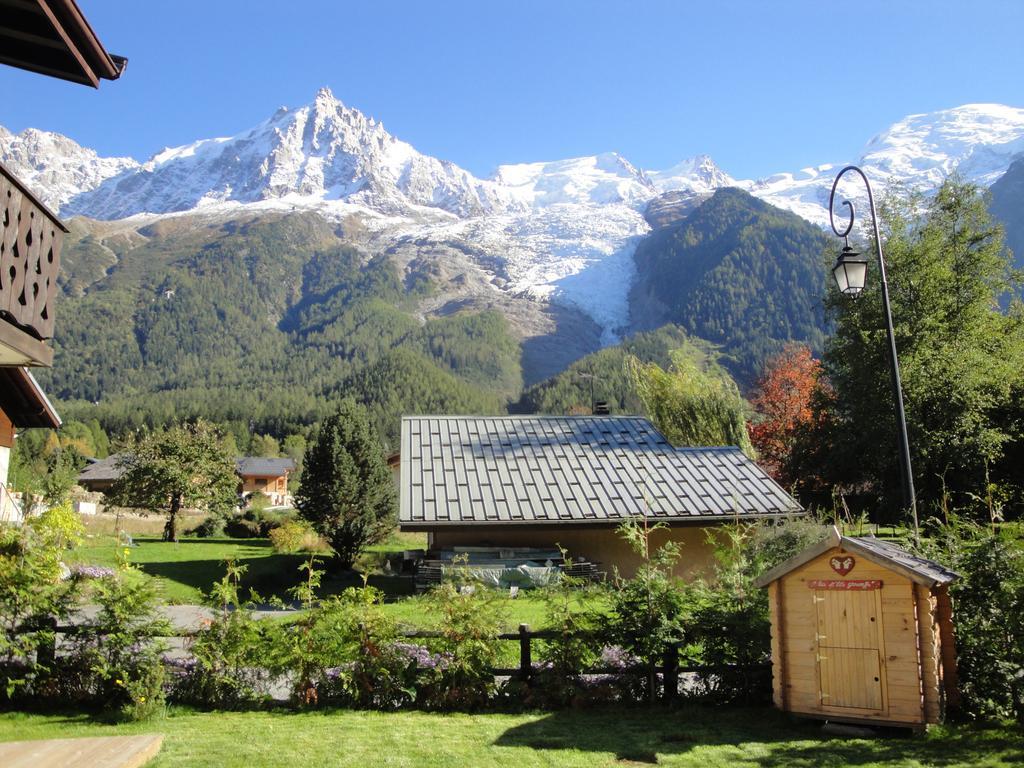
[828, 165, 919, 542]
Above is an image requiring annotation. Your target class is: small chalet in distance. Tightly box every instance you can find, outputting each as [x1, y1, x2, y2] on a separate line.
[398, 415, 802, 578]
[79, 456, 296, 507]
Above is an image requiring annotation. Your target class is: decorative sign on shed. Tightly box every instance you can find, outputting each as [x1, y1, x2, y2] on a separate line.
[753, 527, 959, 729]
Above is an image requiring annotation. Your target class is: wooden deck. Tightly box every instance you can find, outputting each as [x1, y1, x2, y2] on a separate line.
[0, 734, 163, 768]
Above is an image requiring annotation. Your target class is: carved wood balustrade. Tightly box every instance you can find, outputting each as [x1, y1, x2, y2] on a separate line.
[0, 162, 65, 344]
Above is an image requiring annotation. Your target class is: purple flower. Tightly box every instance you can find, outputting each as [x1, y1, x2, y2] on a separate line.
[161, 655, 198, 677]
[391, 642, 451, 670]
[71, 565, 116, 580]
[600, 646, 639, 669]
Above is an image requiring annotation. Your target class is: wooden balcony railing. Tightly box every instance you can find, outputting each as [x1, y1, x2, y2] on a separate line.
[0, 161, 66, 364]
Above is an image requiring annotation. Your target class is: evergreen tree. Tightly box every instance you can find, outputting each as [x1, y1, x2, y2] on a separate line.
[107, 421, 238, 541]
[627, 349, 754, 454]
[815, 176, 1024, 518]
[294, 400, 396, 570]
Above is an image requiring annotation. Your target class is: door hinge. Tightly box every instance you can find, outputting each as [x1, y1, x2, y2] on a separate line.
[815, 633, 827, 642]
[812, 595, 825, 603]
[816, 654, 828, 662]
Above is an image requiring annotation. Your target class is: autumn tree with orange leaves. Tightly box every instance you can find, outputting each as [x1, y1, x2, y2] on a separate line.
[749, 344, 820, 487]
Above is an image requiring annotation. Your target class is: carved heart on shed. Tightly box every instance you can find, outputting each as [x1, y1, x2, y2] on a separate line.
[830, 555, 856, 576]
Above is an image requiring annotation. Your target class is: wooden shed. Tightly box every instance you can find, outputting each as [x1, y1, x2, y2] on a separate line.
[754, 527, 959, 729]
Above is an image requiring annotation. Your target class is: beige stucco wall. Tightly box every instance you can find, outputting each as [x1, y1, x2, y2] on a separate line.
[428, 524, 725, 580]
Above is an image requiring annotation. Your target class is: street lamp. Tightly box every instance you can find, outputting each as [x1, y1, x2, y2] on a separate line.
[828, 165, 919, 542]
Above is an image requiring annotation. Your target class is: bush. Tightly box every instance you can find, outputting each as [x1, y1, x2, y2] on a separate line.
[529, 552, 604, 708]
[60, 556, 172, 721]
[0, 523, 78, 702]
[269, 519, 318, 553]
[679, 519, 827, 704]
[223, 507, 293, 539]
[921, 521, 1024, 722]
[419, 581, 504, 710]
[170, 561, 277, 709]
[607, 518, 685, 703]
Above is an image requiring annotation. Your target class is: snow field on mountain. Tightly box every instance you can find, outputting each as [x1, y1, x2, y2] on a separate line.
[2, 94, 1023, 345]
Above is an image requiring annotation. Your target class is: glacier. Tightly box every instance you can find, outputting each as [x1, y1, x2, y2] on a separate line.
[2, 93, 1022, 344]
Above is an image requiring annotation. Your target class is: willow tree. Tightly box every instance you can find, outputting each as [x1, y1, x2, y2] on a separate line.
[107, 421, 238, 541]
[627, 349, 754, 455]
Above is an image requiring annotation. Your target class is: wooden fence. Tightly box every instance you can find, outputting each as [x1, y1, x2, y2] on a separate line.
[39, 619, 770, 704]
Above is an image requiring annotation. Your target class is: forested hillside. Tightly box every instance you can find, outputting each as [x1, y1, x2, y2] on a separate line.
[40, 190, 849, 446]
[630, 187, 831, 382]
[513, 325, 707, 415]
[42, 212, 522, 448]
[990, 158, 1024, 270]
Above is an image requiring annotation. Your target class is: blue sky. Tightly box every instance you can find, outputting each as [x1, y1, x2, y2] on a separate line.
[3, 0, 1023, 179]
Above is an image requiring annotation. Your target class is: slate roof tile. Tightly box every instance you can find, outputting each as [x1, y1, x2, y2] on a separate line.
[400, 416, 802, 526]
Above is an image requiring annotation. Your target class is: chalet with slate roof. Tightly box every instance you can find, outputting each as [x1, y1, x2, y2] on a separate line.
[236, 457, 295, 505]
[79, 455, 295, 506]
[399, 415, 802, 578]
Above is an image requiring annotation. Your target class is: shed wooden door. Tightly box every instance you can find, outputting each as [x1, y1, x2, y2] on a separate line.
[814, 589, 887, 713]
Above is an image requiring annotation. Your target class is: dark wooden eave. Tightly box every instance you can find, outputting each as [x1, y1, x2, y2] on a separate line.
[0, 0, 127, 87]
[0, 367, 60, 428]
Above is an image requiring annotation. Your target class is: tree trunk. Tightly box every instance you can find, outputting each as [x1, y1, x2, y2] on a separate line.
[165, 492, 181, 542]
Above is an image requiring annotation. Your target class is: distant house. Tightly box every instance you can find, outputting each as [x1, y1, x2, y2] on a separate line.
[79, 455, 296, 506]
[76, 453, 125, 493]
[235, 457, 295, 506]
[399, 415, 802, 578]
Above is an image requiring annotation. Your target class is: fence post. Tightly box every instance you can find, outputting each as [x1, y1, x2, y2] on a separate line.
[662, 640, 679, 704]
[519, 624, 531, 683]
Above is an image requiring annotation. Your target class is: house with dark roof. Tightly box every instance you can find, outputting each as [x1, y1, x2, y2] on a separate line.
[236, 457, 295, 505]
[79, 455, 296, 506]
[399, 415, 802, 578]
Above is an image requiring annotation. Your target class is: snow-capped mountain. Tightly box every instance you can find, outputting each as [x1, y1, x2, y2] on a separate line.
[743, 104, 1024, 228]
[59, 88, 519, 220]
[648, 154, 736, 194]
[2, 94, 1022, 345]
[0, 125, 137, 212]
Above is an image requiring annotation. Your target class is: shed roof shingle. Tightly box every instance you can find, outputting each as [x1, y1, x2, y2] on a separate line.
[400, 416, 802, 527]
[753, 526, 959, 588]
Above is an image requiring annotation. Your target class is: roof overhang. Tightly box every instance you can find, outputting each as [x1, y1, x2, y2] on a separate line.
[753, 526, 959, 589]
[400, 512, 797, 532]
[0, 367, 61, 428]
[0, 0, 127, 87]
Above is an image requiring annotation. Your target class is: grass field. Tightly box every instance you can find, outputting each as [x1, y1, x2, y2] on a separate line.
[0, 707, 1020, 767]
[64, 530, 597, 630]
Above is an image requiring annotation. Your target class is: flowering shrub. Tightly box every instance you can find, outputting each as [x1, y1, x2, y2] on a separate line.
[62, 567, 172, 721]
[418, 581, 504, 710]
[171, 561, 278, 709]
[0, 523, 77, 702]
[71, 565, 116, 581]
[529, 551, 604, 707]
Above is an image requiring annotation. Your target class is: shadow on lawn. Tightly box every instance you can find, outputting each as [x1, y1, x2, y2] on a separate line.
[134, 542, 415, 602]
[493, 707, 1024, 766]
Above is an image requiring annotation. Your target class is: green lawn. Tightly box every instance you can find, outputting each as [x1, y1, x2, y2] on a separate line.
[64, 535, 605, 631]
[0, 707, 1020, 767]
